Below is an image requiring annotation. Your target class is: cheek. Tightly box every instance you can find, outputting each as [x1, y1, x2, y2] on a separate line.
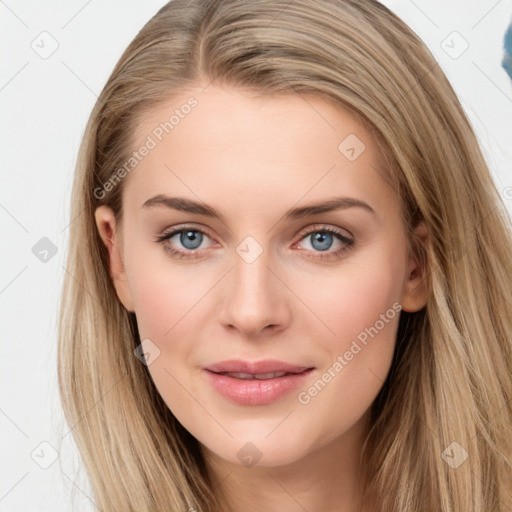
[296, 237, 407, 410]
[304, 240, 407, 349]
[131, 274, 196, 339]
[128, 265, 208, 420]
[124, 239, 209, 339]
[291, 271, 403, 445]
[126, 254, 216, 406]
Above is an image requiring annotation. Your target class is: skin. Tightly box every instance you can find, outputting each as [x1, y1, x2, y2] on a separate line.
[95, 81, 428, 512]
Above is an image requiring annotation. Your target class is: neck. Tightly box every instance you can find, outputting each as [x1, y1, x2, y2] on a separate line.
[201, 412, 377, 512]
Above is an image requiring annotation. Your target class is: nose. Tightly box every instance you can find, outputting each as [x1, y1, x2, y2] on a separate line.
[218, 247, 291, 338]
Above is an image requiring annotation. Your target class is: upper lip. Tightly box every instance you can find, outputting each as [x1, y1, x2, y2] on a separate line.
[205, 359, 313, 374]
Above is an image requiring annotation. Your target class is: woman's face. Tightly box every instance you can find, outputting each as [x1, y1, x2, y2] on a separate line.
[95, 82, 427, 469]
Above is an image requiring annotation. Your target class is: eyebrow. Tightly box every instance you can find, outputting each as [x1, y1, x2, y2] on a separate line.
[141, 194, 376, 221]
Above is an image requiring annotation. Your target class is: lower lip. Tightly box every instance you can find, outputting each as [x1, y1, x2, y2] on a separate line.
[203, 368, 315, 405]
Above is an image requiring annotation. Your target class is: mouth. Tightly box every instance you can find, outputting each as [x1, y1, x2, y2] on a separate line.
[205, 358, 313, 375]
[203, 359, 315, 405]
[213, 371, 303, 380]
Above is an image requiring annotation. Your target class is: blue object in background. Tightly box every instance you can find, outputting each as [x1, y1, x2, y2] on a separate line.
[503, 18, 512, 79]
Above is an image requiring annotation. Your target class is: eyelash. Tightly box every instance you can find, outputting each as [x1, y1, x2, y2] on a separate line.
[155, 223, 354, 261]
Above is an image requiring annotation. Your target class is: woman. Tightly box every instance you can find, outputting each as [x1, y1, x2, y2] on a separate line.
[58, 0, 512, 510]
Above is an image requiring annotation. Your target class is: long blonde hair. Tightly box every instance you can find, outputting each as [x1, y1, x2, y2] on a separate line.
[58, 1, 512, 510]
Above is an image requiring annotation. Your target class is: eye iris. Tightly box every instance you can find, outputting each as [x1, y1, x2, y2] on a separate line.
[311, 232, 333, 251]
[181, 230, 202, 250]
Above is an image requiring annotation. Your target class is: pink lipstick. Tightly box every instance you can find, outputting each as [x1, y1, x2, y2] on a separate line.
[204, 359, 315, 405]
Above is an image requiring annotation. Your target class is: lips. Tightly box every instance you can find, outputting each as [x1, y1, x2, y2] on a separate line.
[219, 371, 289, 380]
[203, 359, 315, 405]
[205, 359, 312, 375]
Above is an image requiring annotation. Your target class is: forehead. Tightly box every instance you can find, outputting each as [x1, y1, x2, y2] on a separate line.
[133, 83, 374, 154]
[122, 83, 396, 218]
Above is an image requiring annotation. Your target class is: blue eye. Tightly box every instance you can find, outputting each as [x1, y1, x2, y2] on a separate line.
[156, 227, 213, 258]
[156, 224, 354, 260]
[296, 226, 354, 259]
[309, 231, 337, 251]
[175, 229, 204, 250]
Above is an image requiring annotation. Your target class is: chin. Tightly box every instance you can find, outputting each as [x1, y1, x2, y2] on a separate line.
[198, 426, 318, 469]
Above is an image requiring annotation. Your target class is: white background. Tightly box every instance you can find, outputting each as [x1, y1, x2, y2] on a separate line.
[1, 1, 511, 510]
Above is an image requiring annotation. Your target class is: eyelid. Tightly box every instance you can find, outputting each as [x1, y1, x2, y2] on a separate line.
[295, 223, 353, 241]
[157, 223, 352, 244]
[157, 223, 218, 242]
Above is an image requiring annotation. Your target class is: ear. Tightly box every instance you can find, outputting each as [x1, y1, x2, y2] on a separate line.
[94, 205, 135, 312]
[400, 221, 429, 313]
